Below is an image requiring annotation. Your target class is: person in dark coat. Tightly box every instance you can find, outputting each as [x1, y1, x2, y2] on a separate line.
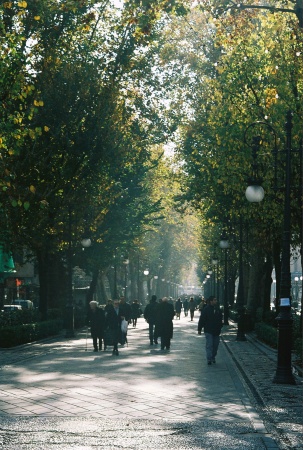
[157, 296, 175, 351]
[119, 296, 132, 345]
[144, 295, 159, 345]
[131, 299, 141, 328]
[189, 297, 196, 321]
[198, 296, 223, 365]
[105, 299, 124, 355]
[175, 298, 182, 319]
[183, 297, 189, 317]
[88, 301, 105, 352]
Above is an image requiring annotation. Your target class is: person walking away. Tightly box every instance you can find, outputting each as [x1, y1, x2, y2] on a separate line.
[119, 296, 132, 345]
[144, 295, 159, 345]
[131, 299, 141, 328]
[183, 297, 189, 317]
[88, 301, 105, 352]
[175, 298, 182, 319]
[198, 296, 223, 365]
[106, 299, 123, 355]
[157, 296, 175, 351]
[189, 297, 196, 321]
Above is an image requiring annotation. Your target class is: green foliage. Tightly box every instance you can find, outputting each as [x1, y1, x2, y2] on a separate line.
[0, 309, 40, 327]
[255, 322, 278, 348]
[0, 318, 63, 348]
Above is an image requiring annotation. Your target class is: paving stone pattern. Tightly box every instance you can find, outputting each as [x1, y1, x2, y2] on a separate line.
[0, 315, 302, 449]
[221, 329, 303, 450]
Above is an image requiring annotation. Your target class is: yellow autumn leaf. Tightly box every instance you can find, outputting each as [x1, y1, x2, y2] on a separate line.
[44, 126, 50, 132]
[38, 100, 44, 106]
[29, 185, 36, 194]
[34, 16, 40, 20]
[18, 1, 27, 7]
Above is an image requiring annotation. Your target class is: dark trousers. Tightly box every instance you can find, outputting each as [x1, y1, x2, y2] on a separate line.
[93, 337, 102, 350]
[161, 332, 171, 349]
[148, 322, 157, 343]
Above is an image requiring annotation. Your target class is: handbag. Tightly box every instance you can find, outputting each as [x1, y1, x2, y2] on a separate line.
[121, 319, 128, 333]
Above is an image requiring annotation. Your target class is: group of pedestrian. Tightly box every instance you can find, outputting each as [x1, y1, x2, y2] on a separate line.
[88, 293, 223, 364]
[144, 295, 175, 350]
[88, 296, 136, 356]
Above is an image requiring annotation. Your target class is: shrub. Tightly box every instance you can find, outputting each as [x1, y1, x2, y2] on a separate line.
[255, 322, 278, 348]
[0, 319, 63, 348]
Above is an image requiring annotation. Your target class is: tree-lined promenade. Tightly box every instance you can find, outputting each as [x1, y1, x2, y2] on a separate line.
[0, 0, 302, 358]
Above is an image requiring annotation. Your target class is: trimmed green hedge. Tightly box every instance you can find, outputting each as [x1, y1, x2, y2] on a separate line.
[255, 320, 302, 362]
[255, 322, 278, 348]
[0, 318, 63, 348]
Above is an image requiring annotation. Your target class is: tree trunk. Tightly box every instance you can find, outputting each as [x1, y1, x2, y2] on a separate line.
[86, 268, 99, 306]
[246, 251, 266, 319]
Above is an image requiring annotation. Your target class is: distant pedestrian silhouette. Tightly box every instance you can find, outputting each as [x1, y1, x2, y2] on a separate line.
[157, 297, 175, 351]
[198, 296, 223, 365]
[88, 301, 105, 352]
[189, 297, 196, 321]
[144, 295, 159, 345]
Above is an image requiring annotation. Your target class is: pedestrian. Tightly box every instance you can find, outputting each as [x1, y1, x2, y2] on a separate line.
[119, 296, 132, 345]
[88, 301, 105, 352]
[189, 297, 196, 321]
[183, 297, 189, 316]
[157, 296, 175, 351]
[198, 295, 223, 365]
[175, 298, 182, 319]
[106, 299, 124, 355]
[144, 295, 159, 345]
[131, 299, 141, 328]
[104, 299, 113, 314]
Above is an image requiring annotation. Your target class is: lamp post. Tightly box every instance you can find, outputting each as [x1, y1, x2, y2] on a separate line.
[212, 256, 219, 303]
[245, 112, 296, 384]
[65, 221, 91, 338]
[235, 215, 247, 341]
[123, 257, 129, 301]
[219, 232, 230, 325]
[293, 276, 299, 302]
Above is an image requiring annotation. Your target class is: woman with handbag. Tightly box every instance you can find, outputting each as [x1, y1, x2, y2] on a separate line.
[105, 299, 124, 356]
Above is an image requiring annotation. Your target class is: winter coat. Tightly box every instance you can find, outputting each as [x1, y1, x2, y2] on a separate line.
[105, 304, 123, 344]
[131, 302, 141, 319]
[198, 304, 223, 336]
[156, 301, 175, 339]
[175, 300, 182, 313]
[89, 307, 105, 339]
[189, 299, 196, 311]
[119, 302, 132, 322]
[144, 301, 159, 324]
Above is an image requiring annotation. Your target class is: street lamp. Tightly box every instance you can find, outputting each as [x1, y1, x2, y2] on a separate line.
[235, 215, 247, 341]
[245, 112, 296, 384]
[219, 231, 230, 325]
[212, 256, 219, 303]
[65, 228, 91, 338]
[123, 257, 129, 301]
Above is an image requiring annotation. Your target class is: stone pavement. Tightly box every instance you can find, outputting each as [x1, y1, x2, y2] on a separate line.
[0, 314, 302, 449]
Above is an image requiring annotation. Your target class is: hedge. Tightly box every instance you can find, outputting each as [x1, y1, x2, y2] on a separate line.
[0, 318, 63, 348]
[255, 320, 303, 362]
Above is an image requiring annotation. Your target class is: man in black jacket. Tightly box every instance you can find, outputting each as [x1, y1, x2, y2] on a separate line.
[198, 296, 223, 365]
[144, 295, 159, 345]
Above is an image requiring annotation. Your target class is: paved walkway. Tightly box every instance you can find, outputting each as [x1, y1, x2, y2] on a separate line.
[0, 314, 302, 449]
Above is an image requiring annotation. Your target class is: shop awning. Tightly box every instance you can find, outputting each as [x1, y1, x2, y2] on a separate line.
[0, 246, 16, 273]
